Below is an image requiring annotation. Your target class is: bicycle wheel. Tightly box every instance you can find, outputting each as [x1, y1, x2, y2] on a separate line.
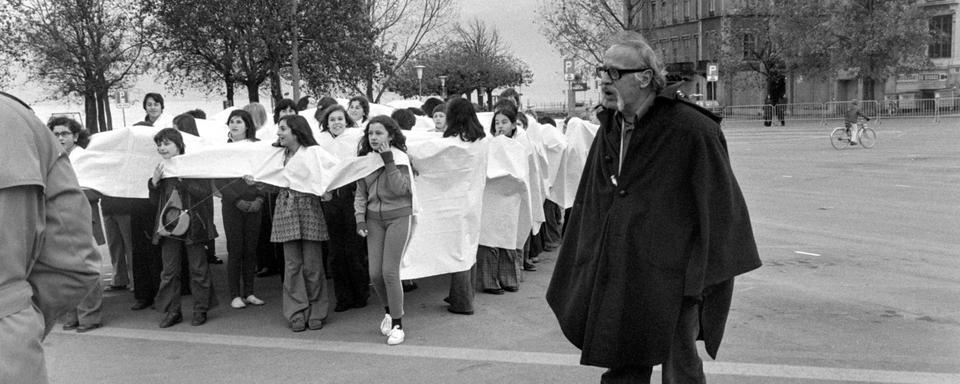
[859, 128, 877, 148]
[830, 128, 847, 150]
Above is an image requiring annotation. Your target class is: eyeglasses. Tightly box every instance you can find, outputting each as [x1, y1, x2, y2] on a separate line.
[596, 66, 651, 81]
[53, 131, 74, 137]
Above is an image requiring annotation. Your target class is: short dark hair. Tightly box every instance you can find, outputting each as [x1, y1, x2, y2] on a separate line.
[226, 109, 259, 141]
[320, 104, 357, 131]
[443, 98, 486, 143]
[47, 116, 90, 148]
[358, 115, 407, 156]
[277, 115, 317, 147]
[273, 98, 298, 124]
[499, 88, 520, 106]
[390, 108, 417, 130]
[537, 116, 556, 127]
[296, 96, 311, 111]
[431, 103, 446, 117]
[421, 97, 443, 118]
[185, 109, 206, 119]
[143, 93, 164, 110]
[315, 96, 339, 122]
[153, 127, 185, 154]
[348, 96, 370, 122]
[172, 114, 199, 136]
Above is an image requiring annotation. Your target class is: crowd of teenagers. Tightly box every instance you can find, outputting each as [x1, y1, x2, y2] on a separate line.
[52, 89, 569, 345]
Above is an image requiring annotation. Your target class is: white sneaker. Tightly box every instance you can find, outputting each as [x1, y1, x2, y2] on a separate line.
[245, 295, 265, 306]
[387, 326, 405, 345]
[379, 314, 392, 336]
[230, 297, 246, 309]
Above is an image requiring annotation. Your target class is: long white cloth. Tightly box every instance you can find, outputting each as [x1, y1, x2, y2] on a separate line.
[552, 117, 599, 209]
[478, 135, 530, 250]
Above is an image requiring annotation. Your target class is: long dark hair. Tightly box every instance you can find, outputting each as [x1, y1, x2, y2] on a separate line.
[443, 98, 486, 143]
[276, 115, 317, 147]
[320, 105, 357, 131]
[273, 98, 298, 124]
[490, 105, 518, 136]
[226, 109, 259, 141]
[358, 115, 407, 156]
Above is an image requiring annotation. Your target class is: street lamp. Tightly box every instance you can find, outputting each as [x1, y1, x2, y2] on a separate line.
[438, 75, 448, 97]
[414, 65, 425, 100]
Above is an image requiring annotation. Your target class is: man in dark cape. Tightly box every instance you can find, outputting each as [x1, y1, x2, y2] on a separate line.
[546, 32, 761, 383]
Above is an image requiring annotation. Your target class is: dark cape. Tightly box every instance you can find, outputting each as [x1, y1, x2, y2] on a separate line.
[546, 96, 761, 368]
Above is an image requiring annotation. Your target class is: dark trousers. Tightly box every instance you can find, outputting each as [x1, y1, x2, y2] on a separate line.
[541, 200, 563, 251]
[447, 266, 476, 313]
[600, 299, 705, 384]
[130, 201, 161, 303]
[155, 239, 216, 314]
[257, 192, 283, 273]
[323, 197, 369, 307]
[223, 201, 262, 298]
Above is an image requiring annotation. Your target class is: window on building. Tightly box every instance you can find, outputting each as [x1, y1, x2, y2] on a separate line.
[709, 0, 716, 15]
[742, 33, 756, 59]
[673, 1, 679, 23]
[684, 0, 690, 20]
[693, 33, 699, 61]
[662, 1, 667, 25]
[651, 2, 656, 26]
[929, 14, 953, 59]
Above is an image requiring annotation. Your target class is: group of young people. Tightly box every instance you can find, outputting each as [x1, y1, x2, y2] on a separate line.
[52, 89, 564, 346]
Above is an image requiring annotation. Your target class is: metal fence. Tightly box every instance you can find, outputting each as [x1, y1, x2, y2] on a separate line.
[720, 98, 960, 125]
[528, 97, 960, 124]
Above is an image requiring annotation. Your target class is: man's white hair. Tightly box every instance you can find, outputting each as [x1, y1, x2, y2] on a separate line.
[609, 31, 667, 92]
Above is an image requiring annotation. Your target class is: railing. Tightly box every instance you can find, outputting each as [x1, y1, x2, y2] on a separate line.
[528, 97, 960, 124]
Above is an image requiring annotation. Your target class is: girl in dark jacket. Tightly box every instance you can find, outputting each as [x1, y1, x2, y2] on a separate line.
[217, 110, 265, 309]
[149, 128, 218, 328]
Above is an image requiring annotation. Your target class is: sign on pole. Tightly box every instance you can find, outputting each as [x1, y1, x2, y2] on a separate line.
[706, 63, 718, 82]
[563, 58, 576, 76]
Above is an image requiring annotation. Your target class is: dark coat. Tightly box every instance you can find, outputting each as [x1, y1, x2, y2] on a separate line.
[546, 96, 761, 368]
[148, 177, 218, 245]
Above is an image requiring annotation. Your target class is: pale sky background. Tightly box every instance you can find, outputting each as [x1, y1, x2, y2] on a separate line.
[9, 1, 581, 115]
[458, 0, 569, 106]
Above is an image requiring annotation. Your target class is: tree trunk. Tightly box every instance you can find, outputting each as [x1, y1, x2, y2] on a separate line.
[247, 81, 260, 103]
[270, 69, 282, 105]
[84, 91, 98, 133]
[95, 92, 107, 132]
[103, 92, 113, 131]
[476, 90, 484, 110]
[225, 76, 235, 107]
[365, 70, 375, 102]
[486, 89, 494, 110]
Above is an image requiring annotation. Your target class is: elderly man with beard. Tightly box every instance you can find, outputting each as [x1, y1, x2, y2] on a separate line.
[546, 32, 762, 384]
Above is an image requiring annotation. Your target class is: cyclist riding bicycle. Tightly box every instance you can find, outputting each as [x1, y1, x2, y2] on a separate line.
[845, 99, 870, 145]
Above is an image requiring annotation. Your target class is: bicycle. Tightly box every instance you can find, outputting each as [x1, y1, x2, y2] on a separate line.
[830, 119, 877, 149]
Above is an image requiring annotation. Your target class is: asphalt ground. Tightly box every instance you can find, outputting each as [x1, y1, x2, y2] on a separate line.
[42, 117, 960, 383]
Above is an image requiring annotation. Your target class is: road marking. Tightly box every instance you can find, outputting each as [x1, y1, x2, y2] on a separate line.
[794, 251, 821, 257]
[56, 328, 960, 383]
[894, 184, 912, 188]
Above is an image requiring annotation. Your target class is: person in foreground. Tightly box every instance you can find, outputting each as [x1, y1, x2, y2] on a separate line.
[0, 92, 101, 383]
[545, 32, 762, 384]
[355, 115, 415, 345]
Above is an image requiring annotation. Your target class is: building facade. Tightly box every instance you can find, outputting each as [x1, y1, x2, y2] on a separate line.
[639, 0, 960, 107]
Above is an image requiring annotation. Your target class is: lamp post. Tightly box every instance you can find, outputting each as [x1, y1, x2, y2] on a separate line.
[414, 65, 425, 100]
[438, 75, 448, 97]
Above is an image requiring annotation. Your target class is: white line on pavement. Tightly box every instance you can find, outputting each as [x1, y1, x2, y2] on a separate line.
[794, 251, 821, 257]
[56, 328, 960, 383]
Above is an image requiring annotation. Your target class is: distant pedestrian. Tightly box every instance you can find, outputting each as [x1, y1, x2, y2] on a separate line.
[546, 31, 761, 383]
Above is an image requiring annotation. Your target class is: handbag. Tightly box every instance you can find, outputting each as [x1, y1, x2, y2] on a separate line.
[157, 188, 190, 237]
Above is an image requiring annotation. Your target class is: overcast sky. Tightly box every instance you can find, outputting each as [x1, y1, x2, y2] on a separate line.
[458, 0, 569, 106]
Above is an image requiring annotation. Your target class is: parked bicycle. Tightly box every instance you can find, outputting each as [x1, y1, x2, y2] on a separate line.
[830, 118, 877, 149]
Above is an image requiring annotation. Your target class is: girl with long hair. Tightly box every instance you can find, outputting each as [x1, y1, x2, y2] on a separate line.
[354, 115, 414, 345]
